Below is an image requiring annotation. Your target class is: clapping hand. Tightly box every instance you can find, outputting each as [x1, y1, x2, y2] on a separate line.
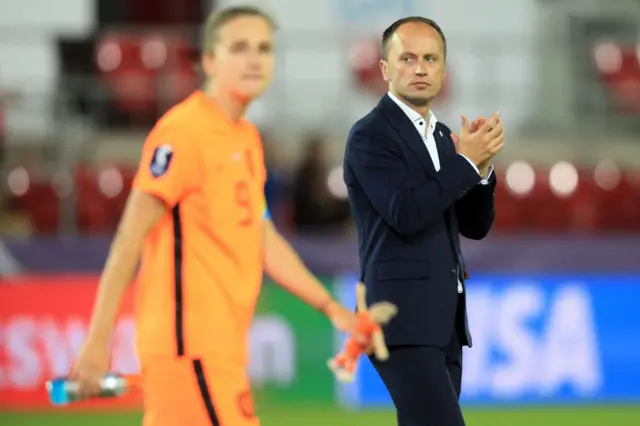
[450, 112, 504, 173]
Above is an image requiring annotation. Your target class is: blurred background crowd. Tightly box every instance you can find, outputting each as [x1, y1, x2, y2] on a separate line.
[1, 0, 639, 425]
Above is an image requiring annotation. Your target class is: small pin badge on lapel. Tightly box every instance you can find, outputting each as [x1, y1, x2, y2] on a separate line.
[439, 131, 443, 137]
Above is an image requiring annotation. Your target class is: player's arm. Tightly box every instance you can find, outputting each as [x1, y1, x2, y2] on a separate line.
[263, 217, 332, 310]
[85, 191, 167, 345]
[81, 130, 199, 351]
[263, 217, 356, 333]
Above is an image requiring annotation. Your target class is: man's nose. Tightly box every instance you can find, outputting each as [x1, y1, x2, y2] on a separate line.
[414, 64, 427, 76]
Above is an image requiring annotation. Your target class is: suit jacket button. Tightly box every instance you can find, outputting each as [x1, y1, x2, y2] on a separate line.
[450, 269, 457, 276]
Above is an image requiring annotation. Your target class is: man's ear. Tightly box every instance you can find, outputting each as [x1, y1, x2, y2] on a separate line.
[379, 59, 389, 82]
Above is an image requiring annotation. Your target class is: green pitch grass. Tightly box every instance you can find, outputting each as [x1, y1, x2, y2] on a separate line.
[2, 405, 639, 426]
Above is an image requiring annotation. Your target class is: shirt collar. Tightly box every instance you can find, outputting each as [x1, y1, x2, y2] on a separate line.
[387, 91, 438, 133]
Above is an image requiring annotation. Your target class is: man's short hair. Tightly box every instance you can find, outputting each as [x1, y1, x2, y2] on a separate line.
[201, 6, 277, 55]
[381, 17, 447, 60]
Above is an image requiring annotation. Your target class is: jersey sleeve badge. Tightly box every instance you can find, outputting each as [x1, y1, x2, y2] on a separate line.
[150, 144, 174, 178]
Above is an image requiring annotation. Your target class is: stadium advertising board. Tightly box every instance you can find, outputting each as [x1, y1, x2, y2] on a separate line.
[3, 274, 639, 410]
[251, 279, 335, 404]
[0, 276, 335, 409]
[335, 274, 640, 407]
[0, 277, 141, 410]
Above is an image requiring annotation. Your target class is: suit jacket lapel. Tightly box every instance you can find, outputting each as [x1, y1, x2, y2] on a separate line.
[433, 123, 466, 272]
[434, 123, 455, 158]
[379, 95, 436, 176]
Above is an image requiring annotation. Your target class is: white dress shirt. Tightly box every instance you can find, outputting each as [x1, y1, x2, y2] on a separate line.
[387, 91, 493, 184]
[387, 92, 494, 293]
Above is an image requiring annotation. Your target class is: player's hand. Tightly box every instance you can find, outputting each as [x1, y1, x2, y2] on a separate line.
[325, 301, 375, 352]
[70, 339, 110, 399]
[325, 301, 371, 346]
[325, 300, 357, 334]
[451, 112, 504, 168]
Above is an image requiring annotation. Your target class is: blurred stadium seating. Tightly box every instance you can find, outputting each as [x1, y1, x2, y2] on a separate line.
[1, 0, 640, 425]
[2, 1, 639, 235]
[3, 160, 639, 234]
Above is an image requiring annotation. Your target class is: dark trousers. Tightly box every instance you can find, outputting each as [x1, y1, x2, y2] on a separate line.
[371, 298, 466, 426]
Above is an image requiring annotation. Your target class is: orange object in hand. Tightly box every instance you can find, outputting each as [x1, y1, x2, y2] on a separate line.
[328, 283, 397, 382]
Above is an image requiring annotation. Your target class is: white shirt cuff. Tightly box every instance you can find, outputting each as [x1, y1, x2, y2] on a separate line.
[479, 164, 494, 185]
[458, 154, 494, 185]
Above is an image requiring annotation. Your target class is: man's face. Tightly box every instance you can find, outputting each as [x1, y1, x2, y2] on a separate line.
[202, 16, 275, 101]
[380, 22, 446, 107]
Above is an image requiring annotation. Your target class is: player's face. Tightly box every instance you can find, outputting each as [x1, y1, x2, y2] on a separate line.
[380, 23, 446, 107]
[203, 16, 275, 101]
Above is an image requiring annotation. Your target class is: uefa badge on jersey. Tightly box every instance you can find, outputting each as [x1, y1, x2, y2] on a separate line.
[150, 144, 173, 178]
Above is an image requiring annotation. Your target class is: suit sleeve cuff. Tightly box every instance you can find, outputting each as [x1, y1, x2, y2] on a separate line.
[458, 154, 479, 175]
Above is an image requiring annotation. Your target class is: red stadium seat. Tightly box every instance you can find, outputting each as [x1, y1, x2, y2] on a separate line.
[131, 0, 202, 24]
[593, 42, 640, 115]
[492, 174, 526, 232]
[110, 63, 157, 115]
[517, 170, 570, 231]
[97, 33, 158, 116]
[96, 34, 141, 74]
[567, 176, 599, 232]
[6, 166, 60, 233]
[161, 61, 198, 109]
[98, 163, 135, 230]
[22, 183, 60, 233]
[75, 164, 111, 234]
[173, 37, 197, 66]
[594, 175, 640, 231]
[97, 32, 199, 120]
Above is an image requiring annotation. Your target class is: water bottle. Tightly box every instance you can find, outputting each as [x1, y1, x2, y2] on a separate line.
[46, 372, 138, 406]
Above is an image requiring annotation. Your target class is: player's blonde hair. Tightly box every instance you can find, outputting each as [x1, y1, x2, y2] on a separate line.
[201, 5, 278, 55]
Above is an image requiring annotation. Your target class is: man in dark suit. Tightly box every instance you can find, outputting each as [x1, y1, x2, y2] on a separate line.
[343, 17, 504, 426]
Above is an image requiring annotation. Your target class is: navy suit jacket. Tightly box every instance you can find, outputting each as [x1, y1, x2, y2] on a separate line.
[343, 94, 497, 348]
